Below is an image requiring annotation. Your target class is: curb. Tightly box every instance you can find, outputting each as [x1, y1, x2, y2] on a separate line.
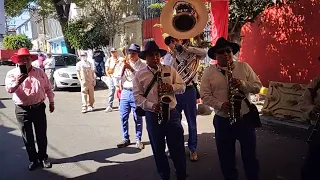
[260, 115, 310, 130]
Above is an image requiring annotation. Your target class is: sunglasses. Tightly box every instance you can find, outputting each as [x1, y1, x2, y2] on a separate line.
[216, 48, 232, 55]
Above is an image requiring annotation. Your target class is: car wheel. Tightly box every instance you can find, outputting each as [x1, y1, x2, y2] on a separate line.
[53, 80, 59, 91]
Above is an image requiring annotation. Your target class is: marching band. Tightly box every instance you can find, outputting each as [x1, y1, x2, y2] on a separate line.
[4, 0, 318, 180]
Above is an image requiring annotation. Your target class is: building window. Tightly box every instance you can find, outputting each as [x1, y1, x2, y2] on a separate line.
[25, 23, 28, 31]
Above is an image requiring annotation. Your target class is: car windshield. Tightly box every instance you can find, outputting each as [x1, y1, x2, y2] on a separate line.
[54, 55, 77, 66]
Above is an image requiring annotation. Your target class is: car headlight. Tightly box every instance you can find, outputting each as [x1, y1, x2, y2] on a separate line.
[58, 72, 70, 78]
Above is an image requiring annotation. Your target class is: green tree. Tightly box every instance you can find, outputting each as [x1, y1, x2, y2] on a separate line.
[2, 34, 33, 50]
[64, 16, 110, 50]
[4, 0, 86, 54]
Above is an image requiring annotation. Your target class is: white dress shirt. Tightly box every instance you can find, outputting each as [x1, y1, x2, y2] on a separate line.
[167, 46, 207, 86]
[44, 57, 55, 69]
[133, 64, 185, 112]
[200, 61, 262, 118]
[122, 59, 146, 89]
[298, 77, 320, 123]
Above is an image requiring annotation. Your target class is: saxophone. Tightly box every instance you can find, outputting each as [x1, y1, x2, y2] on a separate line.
[157, 64, 172, 124]
[227, 60, 244, 125]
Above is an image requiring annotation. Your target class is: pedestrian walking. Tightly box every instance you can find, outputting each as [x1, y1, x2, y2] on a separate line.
[76, 52, 96, 113]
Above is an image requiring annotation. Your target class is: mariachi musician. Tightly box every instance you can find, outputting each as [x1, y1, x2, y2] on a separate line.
[133, 41, 187, 180]
[161, 0, 207, 161]
[116, 44, 146, 150]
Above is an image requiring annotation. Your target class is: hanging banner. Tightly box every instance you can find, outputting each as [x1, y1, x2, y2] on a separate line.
[210, 0, 229, 45]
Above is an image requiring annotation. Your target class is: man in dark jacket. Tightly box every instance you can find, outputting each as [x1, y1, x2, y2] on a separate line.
[92, 48, 106, 81]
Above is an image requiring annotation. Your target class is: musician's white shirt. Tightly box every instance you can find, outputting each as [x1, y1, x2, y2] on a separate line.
[166, 46, 207, 86]
[133, 64, 185, 112]
[122, 59, 146, 89]
[200, 61, 262, 118]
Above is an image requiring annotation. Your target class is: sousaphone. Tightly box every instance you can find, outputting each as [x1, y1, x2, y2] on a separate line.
[160, 0, 208, 40]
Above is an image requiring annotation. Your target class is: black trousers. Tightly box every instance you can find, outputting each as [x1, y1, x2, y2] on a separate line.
[214, 115, 259, 180]
[15, 102, 48, 162]
[301, 141, 320, 180]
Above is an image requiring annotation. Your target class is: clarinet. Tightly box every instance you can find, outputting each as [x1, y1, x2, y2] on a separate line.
[307, 113, 320, 144]
[227, 60, 243, 125]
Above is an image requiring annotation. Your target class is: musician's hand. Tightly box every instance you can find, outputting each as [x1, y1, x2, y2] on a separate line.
[161, 83, 173, 92]
[123, 62, 134, 72]
[230, 78, 243, 89]
[221, 102, 231, 113]
[152, 103, 161, 113]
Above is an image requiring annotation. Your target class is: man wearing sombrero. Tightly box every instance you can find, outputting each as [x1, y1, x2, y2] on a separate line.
[133, 41, 187, 180]
[5, 48, 55, 171]
[200, 37, 262, 180]
[116, 43, 145, 150]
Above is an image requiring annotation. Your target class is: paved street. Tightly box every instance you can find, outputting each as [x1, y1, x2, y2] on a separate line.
[0, 65, 310, 180]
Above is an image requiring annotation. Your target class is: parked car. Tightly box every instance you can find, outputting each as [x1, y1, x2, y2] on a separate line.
[52, 53, 81, 91]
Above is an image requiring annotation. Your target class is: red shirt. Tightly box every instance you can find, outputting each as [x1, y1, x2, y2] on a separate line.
[5, 67, 54, 105]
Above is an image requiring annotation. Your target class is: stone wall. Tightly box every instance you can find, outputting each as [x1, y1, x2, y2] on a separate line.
[113, 20, 143, 50]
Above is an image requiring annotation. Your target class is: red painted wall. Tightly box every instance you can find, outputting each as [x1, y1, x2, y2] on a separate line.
[240, 0, 320, 86]
[142, 18, 169, 51]
[143, 1, 320, 87]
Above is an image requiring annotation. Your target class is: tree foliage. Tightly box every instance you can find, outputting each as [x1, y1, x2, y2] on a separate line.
[65, 0, 137, 49]
[3, 34, 33, 50]
[4, 0, 86, 54]
[228, 0, 294, 42]
[64, 17, 110, 50]
[84, 0, 134, 42]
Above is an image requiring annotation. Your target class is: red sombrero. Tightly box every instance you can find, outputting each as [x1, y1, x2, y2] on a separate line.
[10, 48, 38, 64]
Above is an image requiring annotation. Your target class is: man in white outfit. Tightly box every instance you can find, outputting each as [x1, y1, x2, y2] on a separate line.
[76, 52, 96, 113]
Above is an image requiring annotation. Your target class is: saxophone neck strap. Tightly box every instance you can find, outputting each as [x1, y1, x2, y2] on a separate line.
[143, 73, 158, 97]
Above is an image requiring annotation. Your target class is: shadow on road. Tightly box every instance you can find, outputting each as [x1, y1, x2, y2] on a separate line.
[0, 113, 308, 180]
[0, 125, 66, 180]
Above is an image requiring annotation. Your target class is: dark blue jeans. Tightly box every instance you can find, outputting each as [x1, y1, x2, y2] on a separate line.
[176, 86, 198, 152]
[213, 115, 259, 180]
[119, 89, 142, 141]
[146, 109, 187, 180]
[301, 142, 320, 180]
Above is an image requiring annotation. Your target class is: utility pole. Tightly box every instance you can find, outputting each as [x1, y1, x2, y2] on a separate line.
[0, 0, 5, 42]
[42, 15, 47, 52]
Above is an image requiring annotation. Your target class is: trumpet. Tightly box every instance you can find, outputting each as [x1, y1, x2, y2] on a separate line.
[157, 64, 172, 124]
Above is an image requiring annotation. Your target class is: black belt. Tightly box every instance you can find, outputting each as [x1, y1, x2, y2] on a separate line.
[186, 85, 194, 90]
[17, 101, 44, 110]
[123, 88, 133, 91]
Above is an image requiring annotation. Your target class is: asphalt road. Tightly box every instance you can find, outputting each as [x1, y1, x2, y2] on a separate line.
[0, 65, 310, 180]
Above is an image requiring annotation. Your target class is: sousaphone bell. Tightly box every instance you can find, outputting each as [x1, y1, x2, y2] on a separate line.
[160, 0, 209, 40]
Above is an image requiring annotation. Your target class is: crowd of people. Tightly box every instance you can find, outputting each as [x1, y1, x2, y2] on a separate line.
[4, 36, 320, 180]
